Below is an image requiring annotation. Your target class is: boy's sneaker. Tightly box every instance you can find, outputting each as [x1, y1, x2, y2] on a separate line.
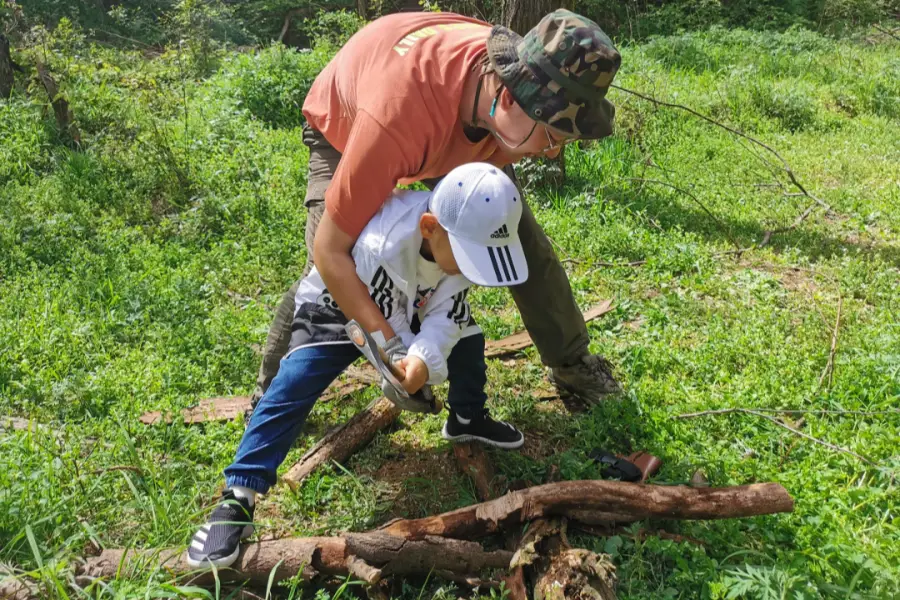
[186, 490, 255, 569]
[442, 409, 524, 449]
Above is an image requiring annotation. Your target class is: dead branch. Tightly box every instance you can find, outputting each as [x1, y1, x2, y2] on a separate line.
[676, 408, 880, 467]
[817, 295, 843, 391]
[612, 84, 833, 244]
[78, 533, 513, 585]
[873, 24, 900, 42]
[381, 480, 794, 540]
[678, 408, 900, 417]
[0, 417, 40, 433]
[283, 398, 401, 488]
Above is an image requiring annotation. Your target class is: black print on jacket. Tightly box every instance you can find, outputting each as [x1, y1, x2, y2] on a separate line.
[446, 289, 470, 329]
[370, 266, 395, 319]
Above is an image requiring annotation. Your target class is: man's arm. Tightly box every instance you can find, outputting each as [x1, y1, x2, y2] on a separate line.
[312, 110, 419, 342]
[313, 212, 397, 341]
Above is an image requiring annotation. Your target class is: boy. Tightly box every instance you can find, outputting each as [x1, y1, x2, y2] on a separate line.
[188, 163, 528, 568]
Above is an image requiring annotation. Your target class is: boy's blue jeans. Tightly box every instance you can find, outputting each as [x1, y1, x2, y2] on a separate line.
[224, 333, 488, 494]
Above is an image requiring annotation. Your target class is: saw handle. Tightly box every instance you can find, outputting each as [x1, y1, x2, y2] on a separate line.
[377, 346, 406, 381]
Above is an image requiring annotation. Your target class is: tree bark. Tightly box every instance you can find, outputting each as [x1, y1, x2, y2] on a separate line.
[282, 397, 401, 488]
[77, 533, 512, 585]
[0, 34, 14, 100]
[381, 480, 794, 539]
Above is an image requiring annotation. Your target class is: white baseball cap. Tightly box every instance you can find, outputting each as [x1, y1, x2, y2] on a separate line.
[429, 163, 528, 287]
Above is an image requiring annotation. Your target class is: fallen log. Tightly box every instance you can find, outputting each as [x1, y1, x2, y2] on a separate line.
[283, 398, 401, 488]
[381, 480, 794, 540]
[141, 301, 614, 425]
[77, 533, 512, 585]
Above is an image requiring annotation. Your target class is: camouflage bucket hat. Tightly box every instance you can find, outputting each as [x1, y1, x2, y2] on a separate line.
[487, 10, 621, 139]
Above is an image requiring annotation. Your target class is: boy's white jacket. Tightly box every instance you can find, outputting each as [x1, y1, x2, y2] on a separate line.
[291, 190, 480, 385]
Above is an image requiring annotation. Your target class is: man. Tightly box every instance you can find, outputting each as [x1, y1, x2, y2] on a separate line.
[255, 9, 623, 408]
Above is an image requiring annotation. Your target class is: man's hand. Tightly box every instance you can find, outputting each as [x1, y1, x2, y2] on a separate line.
[396, 356, 429, 395]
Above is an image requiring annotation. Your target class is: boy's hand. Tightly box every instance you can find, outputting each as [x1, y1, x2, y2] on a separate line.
[396, 356, 429, 394]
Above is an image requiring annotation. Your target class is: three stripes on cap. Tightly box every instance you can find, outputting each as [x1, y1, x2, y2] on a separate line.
[488, 246, 518, 283]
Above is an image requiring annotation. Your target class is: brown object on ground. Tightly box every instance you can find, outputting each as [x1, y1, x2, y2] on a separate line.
[623, 451, 663, 483]
[282, 398, 401, 488]
[36, 63, 80, 146]
[381, 480, 794, 539]
[0, 576, 36, 600]
[450, 441, 527, 599]
[140, 366, 376, 425]
[485, 300, 613, 358]
[452, 442, 497, 502]
[76, 533, 512, 586]
[1, 34, 14, 100]
[0, 417, 38, 433]
[139, 396, 254, 425]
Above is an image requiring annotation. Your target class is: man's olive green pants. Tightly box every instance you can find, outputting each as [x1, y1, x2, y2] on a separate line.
[252, 125, 590, 400]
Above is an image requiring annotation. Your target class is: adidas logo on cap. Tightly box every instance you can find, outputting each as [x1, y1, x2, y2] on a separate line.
[490, 224, 510, 239]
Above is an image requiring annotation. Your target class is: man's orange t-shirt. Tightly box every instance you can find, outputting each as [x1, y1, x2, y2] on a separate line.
[302, 12, 514, 237]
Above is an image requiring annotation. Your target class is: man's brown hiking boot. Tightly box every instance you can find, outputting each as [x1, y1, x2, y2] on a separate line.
[550, 354, 621, 405]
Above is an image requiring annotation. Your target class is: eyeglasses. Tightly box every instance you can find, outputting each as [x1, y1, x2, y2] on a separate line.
[543, 126, 576, 153]
[489, 122, 576, 153]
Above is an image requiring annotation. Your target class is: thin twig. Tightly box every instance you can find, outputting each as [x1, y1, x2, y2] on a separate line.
[678, 407, 900, 417]
[587, 259, 647, 272]
[817, 295, 843, 391]
[759, 200, 819, 248]
[676, 408, 881, 468]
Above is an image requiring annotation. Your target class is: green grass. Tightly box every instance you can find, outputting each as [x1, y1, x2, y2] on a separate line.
[1, 24, 899, 599]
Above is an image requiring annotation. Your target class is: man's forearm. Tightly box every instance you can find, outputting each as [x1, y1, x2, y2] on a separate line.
[314, 211, 396, 341]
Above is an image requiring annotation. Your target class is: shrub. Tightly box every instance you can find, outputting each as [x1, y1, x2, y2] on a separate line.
[224, 42, 333, 129]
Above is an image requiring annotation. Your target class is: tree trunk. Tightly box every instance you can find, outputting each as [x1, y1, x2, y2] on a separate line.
[0, 34, 14, 100]
[36, 62, 81, 146]
[501, 0, 572, 34]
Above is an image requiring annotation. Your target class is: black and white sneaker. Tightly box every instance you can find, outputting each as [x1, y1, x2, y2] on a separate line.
[442, 409, 524, 449]
[186, 490, 255, 569]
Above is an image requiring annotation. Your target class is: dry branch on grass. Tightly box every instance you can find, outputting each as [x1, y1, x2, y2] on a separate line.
[283, 397, 401, 488]
[380, 480, 794, 539]
[817, 295, 843, 391]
